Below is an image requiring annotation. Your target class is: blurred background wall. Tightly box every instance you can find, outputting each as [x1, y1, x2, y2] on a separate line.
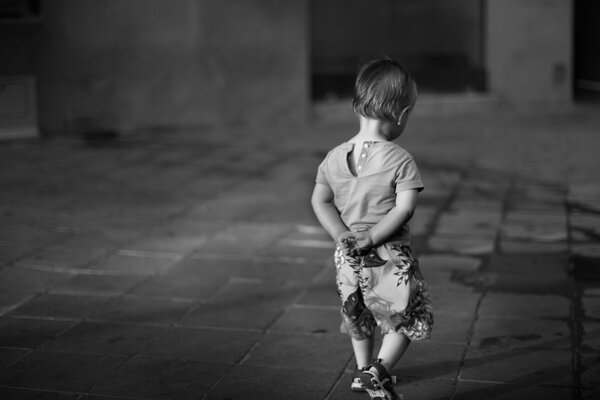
[1, 0, 309, 136]
[0, 0, 597, 137]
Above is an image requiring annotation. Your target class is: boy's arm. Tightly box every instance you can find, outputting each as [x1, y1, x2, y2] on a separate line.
[354, 189, 419, 249]
[311, 183, 350, 242]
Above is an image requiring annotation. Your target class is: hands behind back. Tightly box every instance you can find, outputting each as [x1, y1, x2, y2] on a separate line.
[336, 229, 374, 257]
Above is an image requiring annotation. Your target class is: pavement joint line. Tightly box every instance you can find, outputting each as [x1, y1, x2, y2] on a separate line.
[236, 339, 261, 366]
[260, 330, 345, 338]
[455, 377, 581, 389]
[12, 264, 160, 277]
[4, 314, 84, 323]
[229, 276, 264, 284]
[295, 224, 327, 234]
[172, 323, 263, 333]
[568, 260, 584, 399]
[0, 293, 37, 317]
[0, 386, 113, 400]
[79, 317, 189, 329]
[291, 304, 339, 311]
[452, 288, 486, 399]
[421, 167, 468, 254]
[47, 290, 121, 297]
[190, 252, 315, 264]
[279, 238, 335, 248]
[117, 293, 199, 304]
[324, 353, 356, 400]
[115, 249, 185, 259]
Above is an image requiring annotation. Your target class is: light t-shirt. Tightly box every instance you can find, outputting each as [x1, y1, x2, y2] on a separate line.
[316, 140, 423, 244]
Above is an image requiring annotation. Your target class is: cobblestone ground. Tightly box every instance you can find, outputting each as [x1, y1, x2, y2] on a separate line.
[0, 107, 599, 400]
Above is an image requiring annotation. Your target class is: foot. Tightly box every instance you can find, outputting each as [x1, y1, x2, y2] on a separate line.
[358, 361, 401, 400]
[351, 366, 367, 392]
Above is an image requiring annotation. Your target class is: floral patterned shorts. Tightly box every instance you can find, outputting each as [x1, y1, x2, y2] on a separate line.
[334, 242, 433, 341]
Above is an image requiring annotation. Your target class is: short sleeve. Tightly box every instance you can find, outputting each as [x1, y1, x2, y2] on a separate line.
[395, 157, 424, 193]
[315, 159, 329, 186]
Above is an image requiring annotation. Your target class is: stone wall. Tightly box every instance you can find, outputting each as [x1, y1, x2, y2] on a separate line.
[37, 0, 309, 135]
[486, 0, 573, 104]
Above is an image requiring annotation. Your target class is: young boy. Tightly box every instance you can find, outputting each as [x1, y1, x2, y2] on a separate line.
[311, 58, 433, 400]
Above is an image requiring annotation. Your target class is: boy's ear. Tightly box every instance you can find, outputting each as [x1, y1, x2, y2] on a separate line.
[397, 106, 412, 125]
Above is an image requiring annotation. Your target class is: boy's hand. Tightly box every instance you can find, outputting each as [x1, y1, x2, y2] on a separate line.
[336, 231, 358, 256]
[336, 230, 373, 257]
[352, 229, 374, 253]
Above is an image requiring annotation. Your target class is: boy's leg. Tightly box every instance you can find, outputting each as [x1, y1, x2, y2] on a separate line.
[376, 331, 410, 372]
[358, 332, 409, 400]
[350, 336, 375, 392]
[351, 335, 375, 369]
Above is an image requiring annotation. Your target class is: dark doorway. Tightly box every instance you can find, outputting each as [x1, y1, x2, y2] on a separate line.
[574, 0, 600, 102]
[309, 0, 486, 101]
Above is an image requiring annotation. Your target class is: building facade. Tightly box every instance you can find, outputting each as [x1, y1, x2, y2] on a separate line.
[0, 0, 592, 136]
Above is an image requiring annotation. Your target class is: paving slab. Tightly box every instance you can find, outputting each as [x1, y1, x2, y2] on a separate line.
[431, 313, 474, 345]
[87, 253, 180, 275]
[268, 306, 343, 335]
[11, 247, 108, 270]
[0, 387, 79, 400]
[392, 341, 466, 380]
[454, 381, 575, 400]
[91, 296, 194, 326]
[436, 209, 502, 237]
[8, 294, 116, 320]
[141, 326, 260, 364]
[0, 290, 36, 316]
[0, 317, 74, 348]
[581, 323, 600, 353]
[294, 283, 340, 307]
[424, 269, 480, 294]
[471, 316, 571, 350]
[0, 268, 73, 294]
[50, 274, 144, 296]
[419, 254, 482, 272]
[1, 110, 599, 399]
[205, 364, 337, 400]
[0, 350, 124, 392]
[498, 239, 569, 255]
[0, 347, 30, 370]
[478, 292, 570, 319]
[580, 353, 600, 391]
[428, 234, 496, 256]
[242, 332, 351, 372]
[582, 297, 600, 320]
[170, 257, 325, 284]
[90, 356, 229, 400]
[461, 347, 573, 386]
[129, 275, 222, 300]
[41, 321, 166, 356]
[179, 295, 289, 331]
[429, 292, 481, 317]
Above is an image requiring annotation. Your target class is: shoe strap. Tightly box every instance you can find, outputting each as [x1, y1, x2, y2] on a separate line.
[369, 362, 391, 380]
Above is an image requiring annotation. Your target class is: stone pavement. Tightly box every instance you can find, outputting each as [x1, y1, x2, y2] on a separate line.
[0, 105, 599, 400]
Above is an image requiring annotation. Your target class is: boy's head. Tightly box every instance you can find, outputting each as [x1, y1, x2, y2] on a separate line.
[352, 58, 417, 124]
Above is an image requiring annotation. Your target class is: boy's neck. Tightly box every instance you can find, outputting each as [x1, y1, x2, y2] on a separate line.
[351, 117, 389, 142]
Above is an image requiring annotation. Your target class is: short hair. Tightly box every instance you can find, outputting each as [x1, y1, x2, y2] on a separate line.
[352, 58, 415, 122]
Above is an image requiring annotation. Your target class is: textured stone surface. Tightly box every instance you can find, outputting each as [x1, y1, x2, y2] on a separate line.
[471, 316, 571, 350]
[461, 347, 573, 386]
[206, 365, 336, 400]
[0, 351, 124, 392]
[91, 356, 229, 400]
[0, 111, 599, 399]
[41, 321, 166, 356]
[142, 326, 260, 364]
[478, 293, 570, 319]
